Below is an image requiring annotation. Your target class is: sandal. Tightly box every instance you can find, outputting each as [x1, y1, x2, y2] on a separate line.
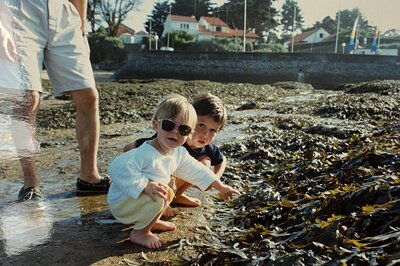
[76, 176, 111, 196]
[18, 186, 43, 202]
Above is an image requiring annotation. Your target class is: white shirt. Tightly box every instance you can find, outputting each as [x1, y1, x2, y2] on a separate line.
[107, 142, 217, 205]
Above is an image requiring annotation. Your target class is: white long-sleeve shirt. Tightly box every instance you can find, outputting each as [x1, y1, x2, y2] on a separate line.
[107, 142, 217, 206]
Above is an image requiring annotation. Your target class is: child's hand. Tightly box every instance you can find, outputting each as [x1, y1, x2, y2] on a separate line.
[144, 181, 169, 201]
[218, 184, 240, 200]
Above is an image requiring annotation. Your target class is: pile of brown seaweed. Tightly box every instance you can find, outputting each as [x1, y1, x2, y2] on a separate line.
[190, 84, 400, 265]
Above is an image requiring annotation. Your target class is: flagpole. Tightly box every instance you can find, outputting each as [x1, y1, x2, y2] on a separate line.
[355, 13, 360, 54]
[167, 4, 171, 48]
[335, 10, 341, 53]
[243, 0, 247, 52]
[291, 5, 296, 53]
[348, 14, 359, 54]
[377, 31, 381, 53]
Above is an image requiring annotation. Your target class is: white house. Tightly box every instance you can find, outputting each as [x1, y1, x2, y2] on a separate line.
[117, 24, 149, 44]
[117, 23, 136, 44]
[162, 14, 259, 42]
[162, 15, 199, 37]
[290, 27, 330, 45]
[133, 31, 148, 44]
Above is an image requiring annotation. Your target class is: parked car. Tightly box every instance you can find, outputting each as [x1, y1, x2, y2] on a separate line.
[160, 46, 174, 51]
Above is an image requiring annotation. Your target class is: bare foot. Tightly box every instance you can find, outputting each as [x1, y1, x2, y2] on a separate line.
[152, 220, 176, 232]
[130, 230, 165, 249]
[162, 206, 179, 219]
[173, 194, 201, 207]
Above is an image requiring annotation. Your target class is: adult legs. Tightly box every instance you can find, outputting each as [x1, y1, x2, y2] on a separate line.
[10, 90, 41, 189]
[69, 88, 102, 184]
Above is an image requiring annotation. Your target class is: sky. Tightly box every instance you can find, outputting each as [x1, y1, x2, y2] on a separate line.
[125, 0, 400, 33]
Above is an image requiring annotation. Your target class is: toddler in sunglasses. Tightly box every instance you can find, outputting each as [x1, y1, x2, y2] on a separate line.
[107, 94, 240, 249]
[124, 93, 228, 217]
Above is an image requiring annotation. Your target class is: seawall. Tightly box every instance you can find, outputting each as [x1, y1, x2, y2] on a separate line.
[114, 51, 400, 89]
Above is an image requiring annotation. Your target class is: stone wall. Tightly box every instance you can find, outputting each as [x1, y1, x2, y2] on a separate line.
[114, 51, 400, 89]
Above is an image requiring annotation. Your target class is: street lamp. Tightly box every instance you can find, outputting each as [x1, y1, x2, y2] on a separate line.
[149, 19, 152, 50]
[154, 34, 159, 50]
[149, 31, 152, 50]
[341, 42, 346, 54]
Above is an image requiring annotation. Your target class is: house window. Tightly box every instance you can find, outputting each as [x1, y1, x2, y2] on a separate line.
[216, 26, 221, 32]
[319, 33, 324, 38]
[180, 24, 189, 30]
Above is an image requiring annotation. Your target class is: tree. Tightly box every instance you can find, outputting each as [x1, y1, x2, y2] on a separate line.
[87, 0, 101, 34]
[172, 0, 214, 20]
[280, 0, 304, 39]
[319, 16, 336, 34]
[98, 0, 142, 36]
[144, 0, 170, 38]
[337, 8, 369, 31]
[218, 0, 278, 39]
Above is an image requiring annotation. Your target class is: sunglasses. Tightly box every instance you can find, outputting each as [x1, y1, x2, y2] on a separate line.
[159, 119, 192, 136]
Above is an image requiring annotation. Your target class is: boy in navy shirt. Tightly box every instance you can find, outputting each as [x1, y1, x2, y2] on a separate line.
[124, 93, 227, 216]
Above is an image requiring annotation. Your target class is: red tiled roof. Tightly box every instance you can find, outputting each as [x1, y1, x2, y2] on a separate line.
[169, 15, 197, 23]
[202, 16, 228, 27]
[198, 25, 212, 35]
[226, 28, 259, 39]
[117, 23, 135, 36]
[292, 29, 317, 44]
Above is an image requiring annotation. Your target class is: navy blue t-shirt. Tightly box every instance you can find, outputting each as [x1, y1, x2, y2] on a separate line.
[134, 134, 224, 166]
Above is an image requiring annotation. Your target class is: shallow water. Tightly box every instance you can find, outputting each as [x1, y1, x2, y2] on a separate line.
[0, 115, 16, 153]
[0, 190, 109, 257]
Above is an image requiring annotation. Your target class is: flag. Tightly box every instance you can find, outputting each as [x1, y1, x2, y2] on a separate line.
[348, 15, 359, 53]
[371, 28, 379, 53]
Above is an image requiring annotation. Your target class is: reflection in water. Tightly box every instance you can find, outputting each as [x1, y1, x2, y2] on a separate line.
[0, 191, 109, 257]
[0, 114, 15, 154]
[0, 90, 40, 162]
[0, 201, 53, 256]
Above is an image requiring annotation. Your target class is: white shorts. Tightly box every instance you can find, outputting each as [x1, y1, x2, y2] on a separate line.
[0, 0, 95, 95]
[109, 187, 175, 230]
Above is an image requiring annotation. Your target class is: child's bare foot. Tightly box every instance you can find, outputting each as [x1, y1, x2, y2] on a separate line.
[130, 230, 165, 249]
[173, 194, 201, 207]
[162, 206, 179, 218]
[152, 220, 176, 232]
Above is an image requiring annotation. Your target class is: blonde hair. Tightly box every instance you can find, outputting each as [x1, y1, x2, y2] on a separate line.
[152, 94, 197, 130]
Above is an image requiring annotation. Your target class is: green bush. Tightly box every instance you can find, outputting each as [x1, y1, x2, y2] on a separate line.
[157, 31, 196, 50]
[88, 35, 125, 64]
[254, 43, 288, 53]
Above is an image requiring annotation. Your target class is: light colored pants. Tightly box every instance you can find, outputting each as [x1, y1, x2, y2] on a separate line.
[0, 0, 95, 95]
